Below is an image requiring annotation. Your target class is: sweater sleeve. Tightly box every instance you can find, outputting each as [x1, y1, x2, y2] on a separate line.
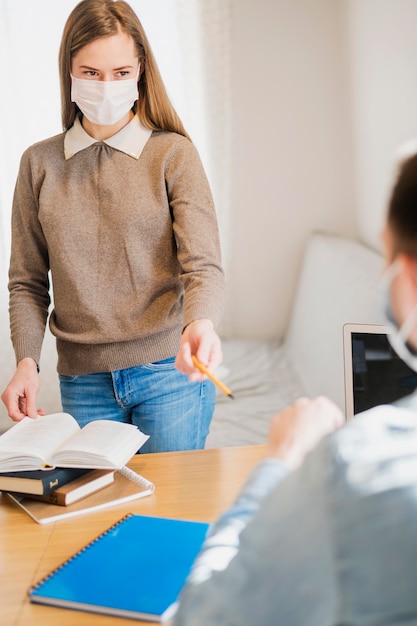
[181, 458, 289, 583]
[8, 148, 50, 365]
[165, 137, 225, 329]
[173, 459, 289, 625]
[173, 444, 336, 626]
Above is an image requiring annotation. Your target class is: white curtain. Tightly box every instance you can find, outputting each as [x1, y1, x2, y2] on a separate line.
[0, 0, 232, 282]
[175, 0, 232, 261]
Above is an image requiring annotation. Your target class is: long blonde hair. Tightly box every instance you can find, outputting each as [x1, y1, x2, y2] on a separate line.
[59, 0, 190, 139]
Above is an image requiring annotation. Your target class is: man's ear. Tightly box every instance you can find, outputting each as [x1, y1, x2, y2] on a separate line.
[398, 254, 417, 292]
[381, 225, 394, 264]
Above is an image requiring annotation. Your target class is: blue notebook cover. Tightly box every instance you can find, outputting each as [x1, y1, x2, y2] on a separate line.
[29, 513, 210, 622]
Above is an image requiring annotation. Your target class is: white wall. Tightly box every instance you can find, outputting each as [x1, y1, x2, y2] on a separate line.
[345, 0, 417, 252]
[223, 0, 357, 339]
[222, 0, 417, 340]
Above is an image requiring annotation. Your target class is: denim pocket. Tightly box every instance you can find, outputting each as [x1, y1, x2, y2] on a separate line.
[143, 356, 176, 371]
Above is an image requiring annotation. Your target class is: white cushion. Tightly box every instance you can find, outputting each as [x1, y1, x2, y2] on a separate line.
[284, 232, 384, 410]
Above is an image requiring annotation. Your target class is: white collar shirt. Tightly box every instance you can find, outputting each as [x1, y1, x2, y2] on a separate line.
[64, 115, 152, 160]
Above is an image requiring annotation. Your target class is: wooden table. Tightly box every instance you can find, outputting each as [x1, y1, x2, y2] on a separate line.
[0, 445, 266, 626]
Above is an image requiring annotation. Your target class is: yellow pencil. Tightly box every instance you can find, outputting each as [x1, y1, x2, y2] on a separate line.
[191, 356, 234, 399]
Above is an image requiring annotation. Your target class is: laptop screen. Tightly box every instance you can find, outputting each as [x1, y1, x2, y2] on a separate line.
[343, 323, 417, 418]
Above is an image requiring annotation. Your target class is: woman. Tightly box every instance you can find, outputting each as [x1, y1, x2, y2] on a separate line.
[1, 0, 225, 453]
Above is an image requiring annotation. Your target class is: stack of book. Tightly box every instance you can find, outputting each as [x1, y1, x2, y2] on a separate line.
[0, 412, 155, 523]
[0, 466, 116, 505]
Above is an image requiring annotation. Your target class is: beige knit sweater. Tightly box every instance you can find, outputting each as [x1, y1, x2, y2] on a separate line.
[9, 130, 224, 375]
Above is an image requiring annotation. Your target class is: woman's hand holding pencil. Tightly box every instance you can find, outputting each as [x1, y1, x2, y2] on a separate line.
[175, 319, 222, 378]
[174, 319, 233, 397]
[191, 356, 234, 399]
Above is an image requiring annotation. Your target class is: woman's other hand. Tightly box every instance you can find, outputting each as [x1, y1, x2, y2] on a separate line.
[1, 358, 45, 421]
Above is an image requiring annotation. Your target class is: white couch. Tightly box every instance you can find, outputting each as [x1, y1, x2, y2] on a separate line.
[206, 232, 383, 447]
[0, 232, 384, 442]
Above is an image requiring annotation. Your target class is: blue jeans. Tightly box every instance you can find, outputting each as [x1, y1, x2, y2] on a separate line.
[59, 357, 216, 453]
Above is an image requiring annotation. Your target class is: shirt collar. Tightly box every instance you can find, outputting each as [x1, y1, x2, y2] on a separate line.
[64, 115, 152, 160]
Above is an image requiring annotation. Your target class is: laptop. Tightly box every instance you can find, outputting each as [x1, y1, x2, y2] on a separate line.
[343, 323, 417, 418]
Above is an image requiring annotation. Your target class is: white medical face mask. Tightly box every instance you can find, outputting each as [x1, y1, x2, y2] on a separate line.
[379, 260, 417, 372]
[70, 73, 139, 126]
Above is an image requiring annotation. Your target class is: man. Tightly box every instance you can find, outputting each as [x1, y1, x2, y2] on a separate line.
[173, 152, 417, 625]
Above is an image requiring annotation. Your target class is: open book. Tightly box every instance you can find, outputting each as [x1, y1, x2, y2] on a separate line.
[0, 413, 149, 471]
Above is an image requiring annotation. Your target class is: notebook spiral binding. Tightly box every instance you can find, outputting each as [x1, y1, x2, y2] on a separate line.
[30, 513, 134, 592]
[119, 466, 155, 492]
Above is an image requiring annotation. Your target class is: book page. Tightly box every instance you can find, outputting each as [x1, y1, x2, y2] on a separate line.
[0, 413, 80, 469]
[51, 420, 147, 467]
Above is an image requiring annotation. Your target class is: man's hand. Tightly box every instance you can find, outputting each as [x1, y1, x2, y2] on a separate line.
[175, 319, 222, 381]
[1, 357, 45, 421]
[266, 396, 344, 469]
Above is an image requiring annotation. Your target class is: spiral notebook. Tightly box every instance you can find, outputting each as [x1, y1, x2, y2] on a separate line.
[7, 466, 154, 524]
[29, 513, 210, 622]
